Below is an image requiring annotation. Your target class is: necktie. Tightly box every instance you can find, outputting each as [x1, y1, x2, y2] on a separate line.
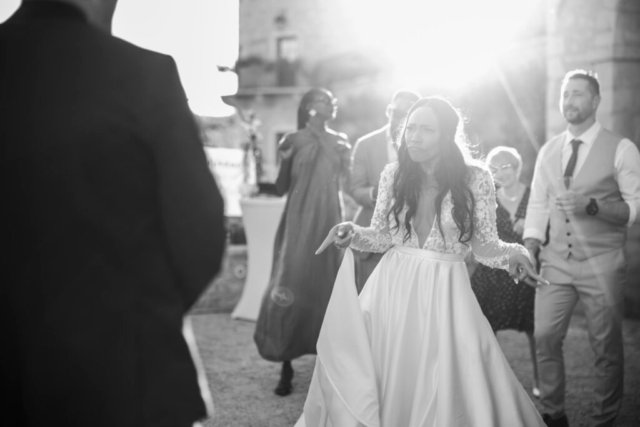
[564, 139, 582, 178]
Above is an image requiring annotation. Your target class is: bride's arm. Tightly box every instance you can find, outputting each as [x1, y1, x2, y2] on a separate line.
[469, 167, 530, 270]
[350, 163, 395, 253]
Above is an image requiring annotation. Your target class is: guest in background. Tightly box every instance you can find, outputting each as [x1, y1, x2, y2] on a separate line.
[254, 88, 351, 396]
[524, 69, 640, 427]
[349, 89, 420, 292]
[470, 146, 539, 397]
[1, 1, 226, 426]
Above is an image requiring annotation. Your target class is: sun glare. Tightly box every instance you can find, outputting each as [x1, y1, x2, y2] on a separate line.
[1, 0, 542, 115]
[113, 0, 239, 117]
[0, 0, 19, 22]
[343, 0, 540, 91]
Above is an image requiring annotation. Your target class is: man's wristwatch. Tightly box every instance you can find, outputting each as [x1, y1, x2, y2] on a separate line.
[586, 198, 599, 216]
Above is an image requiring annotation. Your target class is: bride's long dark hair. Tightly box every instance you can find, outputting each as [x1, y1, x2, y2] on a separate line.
[389, 96, 475, 243]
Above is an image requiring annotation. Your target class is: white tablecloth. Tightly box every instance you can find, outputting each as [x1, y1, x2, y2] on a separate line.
[231, 196, 286, 321]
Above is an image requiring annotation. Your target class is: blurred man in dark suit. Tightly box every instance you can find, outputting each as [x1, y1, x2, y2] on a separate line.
[0, 1, 226, 426]
[348, 90, 419, 292]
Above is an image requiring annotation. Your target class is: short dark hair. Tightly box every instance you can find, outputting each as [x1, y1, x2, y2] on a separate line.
[563, 69, 600, 96]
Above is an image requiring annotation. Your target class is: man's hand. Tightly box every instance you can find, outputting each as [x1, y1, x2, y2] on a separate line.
[558, 194, 630, 226]
[555, 190, 590, 215]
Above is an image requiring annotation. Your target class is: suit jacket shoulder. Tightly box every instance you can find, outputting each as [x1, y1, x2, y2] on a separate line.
[354, 126, 388, 151]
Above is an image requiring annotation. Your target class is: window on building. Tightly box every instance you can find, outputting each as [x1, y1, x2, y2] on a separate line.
[276, 36, 298, 86]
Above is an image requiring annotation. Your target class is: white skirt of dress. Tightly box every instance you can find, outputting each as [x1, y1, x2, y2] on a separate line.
[295, 247, 544, 427]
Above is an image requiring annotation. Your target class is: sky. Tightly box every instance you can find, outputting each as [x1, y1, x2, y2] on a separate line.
[0, 0, 19, 19]
[0, 0, 240, 117]
[342, 0, 542, 91]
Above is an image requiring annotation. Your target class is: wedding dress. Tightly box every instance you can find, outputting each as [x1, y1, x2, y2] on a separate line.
[295, 162, 545, 427]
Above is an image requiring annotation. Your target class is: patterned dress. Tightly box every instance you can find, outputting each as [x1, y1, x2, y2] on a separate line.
[470, 187, 534, 333]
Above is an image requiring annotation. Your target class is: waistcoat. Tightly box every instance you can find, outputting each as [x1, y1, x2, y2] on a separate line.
[539, 128, 626, 282]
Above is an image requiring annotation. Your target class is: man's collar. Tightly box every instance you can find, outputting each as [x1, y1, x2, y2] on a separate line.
[14, 1, 88, 23]
[565, 121, 601, 147]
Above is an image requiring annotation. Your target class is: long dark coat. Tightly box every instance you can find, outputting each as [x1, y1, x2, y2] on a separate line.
[254, 129, 350, 361]
[0, 3, 226, 426]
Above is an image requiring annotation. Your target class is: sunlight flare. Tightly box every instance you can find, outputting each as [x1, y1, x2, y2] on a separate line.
[343, 0, 541, 90]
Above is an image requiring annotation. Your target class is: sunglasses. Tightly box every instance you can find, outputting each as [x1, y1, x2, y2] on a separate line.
[489, 164, 514, 174]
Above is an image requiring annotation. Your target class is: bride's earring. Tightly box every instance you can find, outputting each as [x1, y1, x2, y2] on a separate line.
[308, 109, 317, 117]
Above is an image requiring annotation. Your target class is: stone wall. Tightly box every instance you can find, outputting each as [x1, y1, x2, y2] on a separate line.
[238, 0, 360, 70]
[546, 0, 640, 138]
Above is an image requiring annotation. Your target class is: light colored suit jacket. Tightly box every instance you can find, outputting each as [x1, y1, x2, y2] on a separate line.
[349, 125, 393, 227]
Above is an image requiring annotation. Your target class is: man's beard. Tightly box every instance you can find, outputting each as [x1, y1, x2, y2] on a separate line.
[563, 107, 589, 124]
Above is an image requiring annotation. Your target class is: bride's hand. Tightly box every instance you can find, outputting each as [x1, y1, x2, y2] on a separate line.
[508, 251, 550, 288]
[315, 222, 354, 255]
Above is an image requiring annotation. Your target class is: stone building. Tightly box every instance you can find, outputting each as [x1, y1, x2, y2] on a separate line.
[223, 0, 385, 182]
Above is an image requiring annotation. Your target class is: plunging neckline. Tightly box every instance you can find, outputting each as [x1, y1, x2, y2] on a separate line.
[412, 217, 436, 249]
[414, 185, 439, 249]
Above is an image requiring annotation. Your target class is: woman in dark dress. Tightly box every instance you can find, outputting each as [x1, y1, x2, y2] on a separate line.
[470, 146, 540, 397]
[254, 88, 350, 396]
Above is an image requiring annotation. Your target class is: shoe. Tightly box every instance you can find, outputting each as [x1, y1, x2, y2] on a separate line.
[274, 362, 294, 396]
[274, 378, 292, 396]
[542, 413, 569, 427]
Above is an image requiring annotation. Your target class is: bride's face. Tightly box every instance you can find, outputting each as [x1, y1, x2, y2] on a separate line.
[404, 106, 441, 163]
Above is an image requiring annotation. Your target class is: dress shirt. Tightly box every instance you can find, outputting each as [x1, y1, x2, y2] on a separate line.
[524, 121, 640, 242]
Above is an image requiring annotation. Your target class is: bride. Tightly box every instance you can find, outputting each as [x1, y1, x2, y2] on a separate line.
[296, 96, 547, 427]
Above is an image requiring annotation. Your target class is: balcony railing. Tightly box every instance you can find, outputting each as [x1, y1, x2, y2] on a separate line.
[235, 56, 300, 88]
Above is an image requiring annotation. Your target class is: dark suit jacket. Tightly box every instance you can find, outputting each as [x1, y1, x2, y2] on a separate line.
[1, 3, 226, 426]
[349, 125, 392, 227]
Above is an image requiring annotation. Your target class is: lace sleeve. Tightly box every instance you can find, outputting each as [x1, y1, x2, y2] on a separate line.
[470, 167, 529, 270]
[350, 163, 395, 253]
